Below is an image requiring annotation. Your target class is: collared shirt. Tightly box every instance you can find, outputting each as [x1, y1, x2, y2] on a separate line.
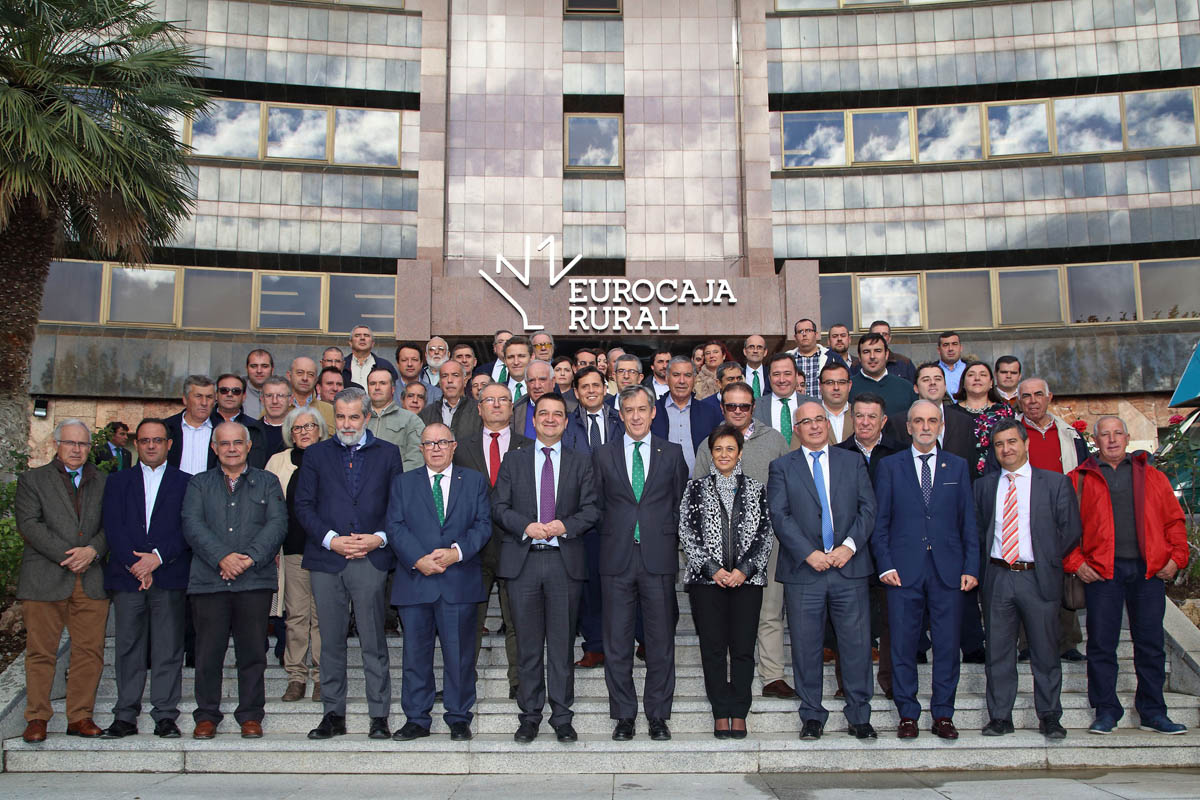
[422, 365, 441, 386]
[223, 465, 248, 494]
[441, 397, 463, 427]
[800, 444, 855, 553]
[853, 436, 880, 462]
[507, 378, 527, 401]
[1024, 416, 1066, 473]
[770, 392, 803, 438]
[664, 394, 695, 470]
[1099, 455, 1139, 559]
[824, 403, 848, 442]
[292, 392, 314, 408]
[490, 360, 508, 382]
[531, 439, 562, 548]
[650, 378, 670, 399]
[991, 462, 1034, 562]
[349, 352, 377, 388]
[623, 433, 652, 488]
[482, 426, 512, 478]
[910, 445, 939, 486]
[793, 350, 822, 398]
[179, 415, 213, 476]
[141, 461, 168, 564]
[583, 409, 608, 446]
[426, 465, 464, 560]
[940, 360, 966, 395]
[745, 363, 767, 397]
[857, 368, 889, 384]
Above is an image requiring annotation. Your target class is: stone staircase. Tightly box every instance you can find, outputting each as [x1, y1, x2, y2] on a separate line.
[5, 588, 1200, 773]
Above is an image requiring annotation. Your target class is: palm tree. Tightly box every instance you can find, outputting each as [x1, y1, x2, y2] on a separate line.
[0, 0, 208, 464]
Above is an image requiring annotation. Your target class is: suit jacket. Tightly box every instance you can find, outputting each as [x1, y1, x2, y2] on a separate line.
[870, 448, 979, 589]
[751, 391, 820, 432]
[649, 394, 724, 459]
[766, 446, 877, 583]
[418, 395, 482, 438]
[454, 428, 531, 567]
[164, 410, 267, 471]
[562, 404, 625, 455]
[886, 400, 978, 464]
[509, 390, 577, 439]
[492, 443, 602, 581]
[341, 351, 397, 389]
[14, 460, 109, 601]
[386, 466, 492, 606]
[102, 463, 192, 592]
[95, 443, 133, 471]
[591, 435, 689, 576]
[973, 467, 1082, 602]
[835, 435, 903, 486]
[293, 432, 403, 574]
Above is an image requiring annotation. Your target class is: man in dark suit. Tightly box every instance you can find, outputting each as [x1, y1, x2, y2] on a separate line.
[871, 399, 979, 740]
[753, 353, 818, 448]
[453, 381, 528, 699]
[475, 329, 513, 380]
[419, 360, 481, 437]
[510, 359, 558, 438]
[974, 418, 1081, 739]
[294, 387, 404, 742]
[387, 423, 493, 741]
[164, 375, 216, 476]
[99, 418, 192, 740]
[914, 362, 976, 461]
[768, 401, 878, 741]
[560, 365, 624, 668]
[494, 394, 601, 744]
[649, 356, 723, 473]
[593, 385, 689, 742]
[95, 421, 133, 470]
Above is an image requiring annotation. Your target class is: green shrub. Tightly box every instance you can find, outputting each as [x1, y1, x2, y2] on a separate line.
[0, 450, 29, 595]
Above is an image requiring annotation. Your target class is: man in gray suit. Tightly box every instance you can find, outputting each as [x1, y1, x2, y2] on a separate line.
[973, 418, 1081, 739]
[767, 401, 878, 741]
[15, 419, 110, 743]
[494, 394, 601, 744]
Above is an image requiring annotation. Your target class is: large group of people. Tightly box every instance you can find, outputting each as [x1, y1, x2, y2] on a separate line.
[14, 320, 1191, 746]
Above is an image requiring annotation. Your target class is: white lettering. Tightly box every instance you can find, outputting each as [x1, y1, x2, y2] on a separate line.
[699, 279, 716, 303]
[590, 307, 611, 330]
[633, 306, 657, 331]
[612, 279, 633, 306]
[678, 280, 700, 304]
[590, 279, 610, 303]
[656, 280, 678, 304]
[569, 279, 588, 304]
[659, 306, 680, 331]
[612, 307, 632, 331]
[714, 279, 737, 304]
[631, 280, 655, 305]
[569, 306, 589, 332]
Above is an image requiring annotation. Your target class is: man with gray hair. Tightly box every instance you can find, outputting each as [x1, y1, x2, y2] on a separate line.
[650, 356, 723, 472]
[511, 359, 559, 439]
[421, 336, 450, 388]
[531, 331, 556, 363]
[258, 376, 293, 456]
[165, 375, 216, 475]
[15, 419, 110, 743]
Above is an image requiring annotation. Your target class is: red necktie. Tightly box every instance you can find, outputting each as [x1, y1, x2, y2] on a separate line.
[489, 432, 501, 487]
[1001, 473, 1019, 564]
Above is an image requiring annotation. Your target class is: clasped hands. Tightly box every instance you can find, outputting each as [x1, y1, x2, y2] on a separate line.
[712, 568, 747, 588]
[128, 550, 161, 590]
[59, 545, 97, 575]
[805, 545, 855, 572]
[330, 533, 384, 560]
[524, 520, 567, 541]
[415, 547, 461, 576]
[1075, 559, 1178, 584]
[878, 571, 977, 591]
[218, 552, 254, 581]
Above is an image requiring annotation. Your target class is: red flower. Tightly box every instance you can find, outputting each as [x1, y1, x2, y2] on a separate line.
[1071, 420, 1088, 433]
[1169, 414, 1185, 425]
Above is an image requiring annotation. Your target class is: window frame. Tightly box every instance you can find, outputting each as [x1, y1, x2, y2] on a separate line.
[563, 112, 625, 172]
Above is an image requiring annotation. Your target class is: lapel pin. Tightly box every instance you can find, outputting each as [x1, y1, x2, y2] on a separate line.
[940, 462, 946, 469]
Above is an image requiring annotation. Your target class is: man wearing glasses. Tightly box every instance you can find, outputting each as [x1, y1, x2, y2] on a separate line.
[210, 373, 268, 469]
[786, 318, 847, 399]
[819, 363, 854, 444]
[15, 419, 110, 743]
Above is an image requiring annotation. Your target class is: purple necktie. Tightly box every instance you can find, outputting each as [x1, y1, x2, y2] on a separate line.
[539, 446, 556, 523]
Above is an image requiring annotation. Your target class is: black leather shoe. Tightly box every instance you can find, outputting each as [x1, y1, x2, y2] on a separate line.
[800, 719, 823, 740]
[916, 651, 928, 664]
[393, 722, 430, 741]
[982, 718, 1014, 736]
[508, 686, 518, 700]
[1061, 648, 1085, 662]
[554, 723, 578, 743]
[612, 718, 635, 741]
[153, 719, 182, 739]
[100, 719, 138, 739]
[514, 721, 539, 743]
[1017, 648, 1031, 662]
[449, 722, 472, 741]
[307, 712, 347, 740]
[847, 723, 877, 740]
[435, 689, 444, 702]
[1040, 718, 1068, 740]
[648, 718, 671, 741]
[368, 717, 390, 740]
[962, 649, 986, 664]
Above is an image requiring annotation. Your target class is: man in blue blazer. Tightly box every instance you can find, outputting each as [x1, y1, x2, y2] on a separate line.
[387, 422, 493, 742]
[871, 399, 979, 740]
[100, 418, 192, 740]
[768, 401, 878, 741]
[294, 387, 404, 742]
[649, 356, 723, 473]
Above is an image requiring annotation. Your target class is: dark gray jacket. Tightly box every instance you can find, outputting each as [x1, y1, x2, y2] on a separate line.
[181, 466, 286, 594]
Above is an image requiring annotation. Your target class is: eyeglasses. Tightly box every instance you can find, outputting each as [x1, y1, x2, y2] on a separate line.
[795, 417, 825, 427]
[218, 386, 244, 395]
[59, 440, 91, 449]
[136, 437, 168, 445]
[795, 327, 816, 334]
[615, 368, 641, 377]
[263, 393, 290, 400]
[820, 379, 850, 387]
[427, 346, 448, 354]
[291, 422, 319, 433]
[421, 439, 455, 449]
[722, 402, 753, 412]
[480, 397, 511, 406]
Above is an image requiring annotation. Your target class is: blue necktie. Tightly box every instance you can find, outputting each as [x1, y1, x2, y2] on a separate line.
[588, 413, 602, 449]
[919, 453, 934, 508]
[810, 451, 834, 552]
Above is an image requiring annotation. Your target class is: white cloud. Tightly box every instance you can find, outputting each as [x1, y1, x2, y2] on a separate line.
[191, 100, 260, 158]
[918, 106, 982, 162]
[267, 108, 328, 160]
[987, 103, 1049, 156]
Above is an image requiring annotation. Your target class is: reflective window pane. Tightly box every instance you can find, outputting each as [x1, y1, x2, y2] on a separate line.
[328, 274, 396, 335]
[190, 100, 260, 158]
[782, 112, 846, 167]
[566, 115, 622, 168]
[775, 0, 838, 8]
[916, 105, 982, 162]
[857, 274, 920, 329]
[1125, 89, 1197, 150]
[1067, 262, 1137, 323]
[818, 274, 853, 332]
[333, 108, 400, 166]
[182, 268, 253, 330]
[109, 267, 176, 325]
[564, 0, 620, 11]
[987, 103, 1050, 156]
[40, 261, 102, 323]
[258, 273, 323, 330]
[1054, 95, 1122, 154]
[851, 111, 911, 163]
[997, 269, 1063, 325]
[266, 106, 329, 160]
[1138, 259, 1200, 320]
[925, 270, 992, 329]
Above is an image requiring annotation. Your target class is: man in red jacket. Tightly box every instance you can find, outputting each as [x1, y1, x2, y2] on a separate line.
[1066, 416, 1189, 735]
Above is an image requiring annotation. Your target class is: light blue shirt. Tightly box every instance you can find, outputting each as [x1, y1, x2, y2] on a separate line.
[531, 438, 562, 547]
[799, 445, 856, 553]
[939, 360, 966, 396]
[664, 395, 694, 470]
[623, 433, 652, 488]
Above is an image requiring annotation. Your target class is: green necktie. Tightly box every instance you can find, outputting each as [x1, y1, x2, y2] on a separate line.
[780, 398, 792, 446]
[752, 370, 761, 399]
[514, 383, 523, 403]
[499, 365, 508, 384]
[67, 469, 80, 493]
[432, 473, 445, 525]
[632, 441, 645, 544]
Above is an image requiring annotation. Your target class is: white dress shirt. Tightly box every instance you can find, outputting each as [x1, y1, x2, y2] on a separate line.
[745, 364, 767, 395]
[530, 439, 562, 547]
[799, 445, 855, 553]
[582, 409, 608, 445]
[770, 392, 804, 437]
[623, 433, 652, 487]
[991, 462, 1035, 563]
[141, 462, 167, 564]
[490, 360, 508, 381]
[349, 352, 377, 388]
[824, 403, 848, 442]
[179, 416, 212, 476]
[482, 426, 512, 477]
[508, 378, 528, 401]
[911, 445, 939, 486]
[427, 465, 463, 559]
[650, 378, 670, 399]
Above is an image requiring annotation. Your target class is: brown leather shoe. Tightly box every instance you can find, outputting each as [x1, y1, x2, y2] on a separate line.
[193, 720, 217, 739]
[932, 717, 959, 740]
[65, 718, 103, 738]
[311, 681, 321, 703]
[761, 679, 796, 699]
[22, 720, 48, 743]
[822, 648, 835, 663]
[574, 651, 605, 668]
[241, 720, 263, 738]
[872, 647, 880, 663]
[897, 718, 919, 739]
[281, 681, 306, 702]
